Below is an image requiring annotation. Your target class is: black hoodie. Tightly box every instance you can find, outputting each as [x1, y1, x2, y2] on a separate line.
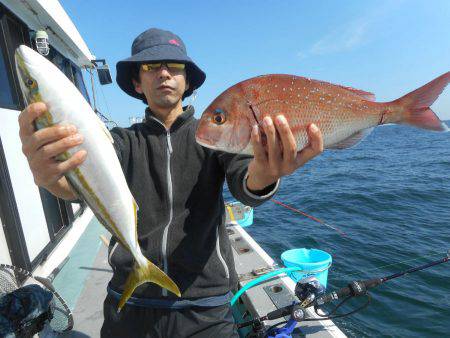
[108, 106, 278, 299]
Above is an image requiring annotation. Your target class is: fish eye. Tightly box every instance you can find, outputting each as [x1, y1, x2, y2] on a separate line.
[26, 79, 35, 87]
[212, 109, 226, 125]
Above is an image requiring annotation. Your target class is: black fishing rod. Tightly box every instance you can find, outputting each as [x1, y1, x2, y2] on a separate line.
[316, 249, 450, 306]
[238, 250, 450, 337]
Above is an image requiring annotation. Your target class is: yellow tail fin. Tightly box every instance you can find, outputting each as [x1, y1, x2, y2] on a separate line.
[117, 259, 181, 312]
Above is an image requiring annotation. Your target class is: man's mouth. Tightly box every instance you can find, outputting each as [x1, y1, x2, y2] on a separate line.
[158, 85, 174, 90]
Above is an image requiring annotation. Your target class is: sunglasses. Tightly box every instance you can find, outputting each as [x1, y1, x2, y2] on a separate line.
[141, 62, 186, 72]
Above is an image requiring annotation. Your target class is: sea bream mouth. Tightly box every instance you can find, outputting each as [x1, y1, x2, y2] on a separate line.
[194, 136, 226, 151]
[194, 120, 228, 150]
[195, 124, 250, 153]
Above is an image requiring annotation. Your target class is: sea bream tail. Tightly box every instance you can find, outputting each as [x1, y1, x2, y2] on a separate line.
[392, 71, 450, 131]
[118, 258, 181, 312]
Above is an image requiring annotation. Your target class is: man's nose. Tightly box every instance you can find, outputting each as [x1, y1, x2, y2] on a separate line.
[158, 64, 171, 78]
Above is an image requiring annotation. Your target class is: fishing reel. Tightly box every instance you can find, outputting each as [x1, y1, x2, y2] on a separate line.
[295, 276, 326, 307]
[245, 275, 372, 338]
[243, 277, 326, 338]
[264, 277, 326, 337]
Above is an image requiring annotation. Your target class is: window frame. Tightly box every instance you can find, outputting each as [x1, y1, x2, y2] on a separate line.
[0, 6, 29, 110]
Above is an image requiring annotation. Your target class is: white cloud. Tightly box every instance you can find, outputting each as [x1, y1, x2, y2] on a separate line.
[298, 1, 405, 60]
[297, 51, 307, 61]
[309, 18, 370, 56]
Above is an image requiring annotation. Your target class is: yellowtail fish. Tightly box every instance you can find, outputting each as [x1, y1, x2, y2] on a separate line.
[196, 73, 449, 153]
[15, 45, 180, 312]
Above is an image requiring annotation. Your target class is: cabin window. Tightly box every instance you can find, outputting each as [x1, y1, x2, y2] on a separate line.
[0, 8, 29, 109]
[0, 42, 15, 108]
[48, 49, 74, 80]
[47, 48, 90, 103]
[72, 65, 90, 104]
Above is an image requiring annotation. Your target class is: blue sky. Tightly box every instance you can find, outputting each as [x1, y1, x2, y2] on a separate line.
[60, 0, 450, 127]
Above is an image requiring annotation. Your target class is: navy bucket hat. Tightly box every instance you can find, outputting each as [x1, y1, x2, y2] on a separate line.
[116, 28, 206, 100]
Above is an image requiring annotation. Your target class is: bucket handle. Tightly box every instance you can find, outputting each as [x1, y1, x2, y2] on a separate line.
[288, 262, 332, 275]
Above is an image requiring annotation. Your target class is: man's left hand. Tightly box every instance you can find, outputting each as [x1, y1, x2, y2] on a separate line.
[246, 115, 323, 192]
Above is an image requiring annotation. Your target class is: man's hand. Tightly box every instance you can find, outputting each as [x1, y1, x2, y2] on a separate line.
[18, 102, 86, 200]
[246, 115, 323, 192]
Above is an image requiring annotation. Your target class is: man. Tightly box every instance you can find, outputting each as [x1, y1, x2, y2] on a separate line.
[19, 28, 323, 337]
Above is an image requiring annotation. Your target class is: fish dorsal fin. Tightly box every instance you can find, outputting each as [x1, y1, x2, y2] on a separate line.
[337, 85, 376, 101]
[329, 128, 374, 149]
[95, 114, 114, 143]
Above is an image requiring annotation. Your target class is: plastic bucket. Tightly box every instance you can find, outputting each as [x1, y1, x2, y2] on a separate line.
[281, 248, 332, 288]
[225, 202, 254, 227]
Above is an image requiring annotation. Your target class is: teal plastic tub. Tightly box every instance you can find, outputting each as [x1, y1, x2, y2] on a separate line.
[281, 248, 332, 288]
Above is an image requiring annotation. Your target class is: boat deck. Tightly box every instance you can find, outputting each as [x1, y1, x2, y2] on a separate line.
[44, 217, 110, 337]
[60, 238, 110, 337]
[42, 213, 345, 337]
[229, 225, 345, 338]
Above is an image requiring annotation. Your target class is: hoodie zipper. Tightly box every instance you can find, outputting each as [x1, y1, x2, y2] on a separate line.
[216, 227, 230, 279]
[108, 242, 119, 270]
[162, 129, 173, 296]
[150, 117, 173, 297]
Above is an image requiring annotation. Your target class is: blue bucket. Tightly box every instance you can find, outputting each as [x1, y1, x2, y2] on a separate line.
[281, 248, 332, 288]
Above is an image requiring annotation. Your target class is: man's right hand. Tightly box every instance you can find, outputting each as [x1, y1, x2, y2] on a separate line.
[18, 102, 87, 200]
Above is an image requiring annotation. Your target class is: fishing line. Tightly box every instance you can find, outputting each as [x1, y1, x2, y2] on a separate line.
[267, 200, 447, 279]
[333, 251, 447, 280]
[269, 199, 446, 280]
[99, 83, 116, 127]
[87, 67, 118, 128]
[270, 198, 347, 237]
[88, 67, 98, 111]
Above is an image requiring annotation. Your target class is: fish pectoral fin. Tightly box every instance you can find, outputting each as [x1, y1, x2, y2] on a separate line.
[117, 259, 181, 312]
[328, 128, 374, 150]
[133, 197, 139, 212]
[95, 115, 114, 143]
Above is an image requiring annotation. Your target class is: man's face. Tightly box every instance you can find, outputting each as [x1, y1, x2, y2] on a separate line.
[133, 62, 189, 110]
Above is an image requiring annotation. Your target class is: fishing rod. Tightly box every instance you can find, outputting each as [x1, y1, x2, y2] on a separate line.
[317, 249, 450, 306]
[270, 199, 347, 237]
[237, 250, 449, 338]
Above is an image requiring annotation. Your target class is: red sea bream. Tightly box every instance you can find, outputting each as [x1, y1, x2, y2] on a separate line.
[196, 73, 449, 153]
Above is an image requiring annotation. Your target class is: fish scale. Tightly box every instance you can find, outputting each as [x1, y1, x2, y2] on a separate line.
[245, 76, 380, 149]
[196, 73, 449, 154]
